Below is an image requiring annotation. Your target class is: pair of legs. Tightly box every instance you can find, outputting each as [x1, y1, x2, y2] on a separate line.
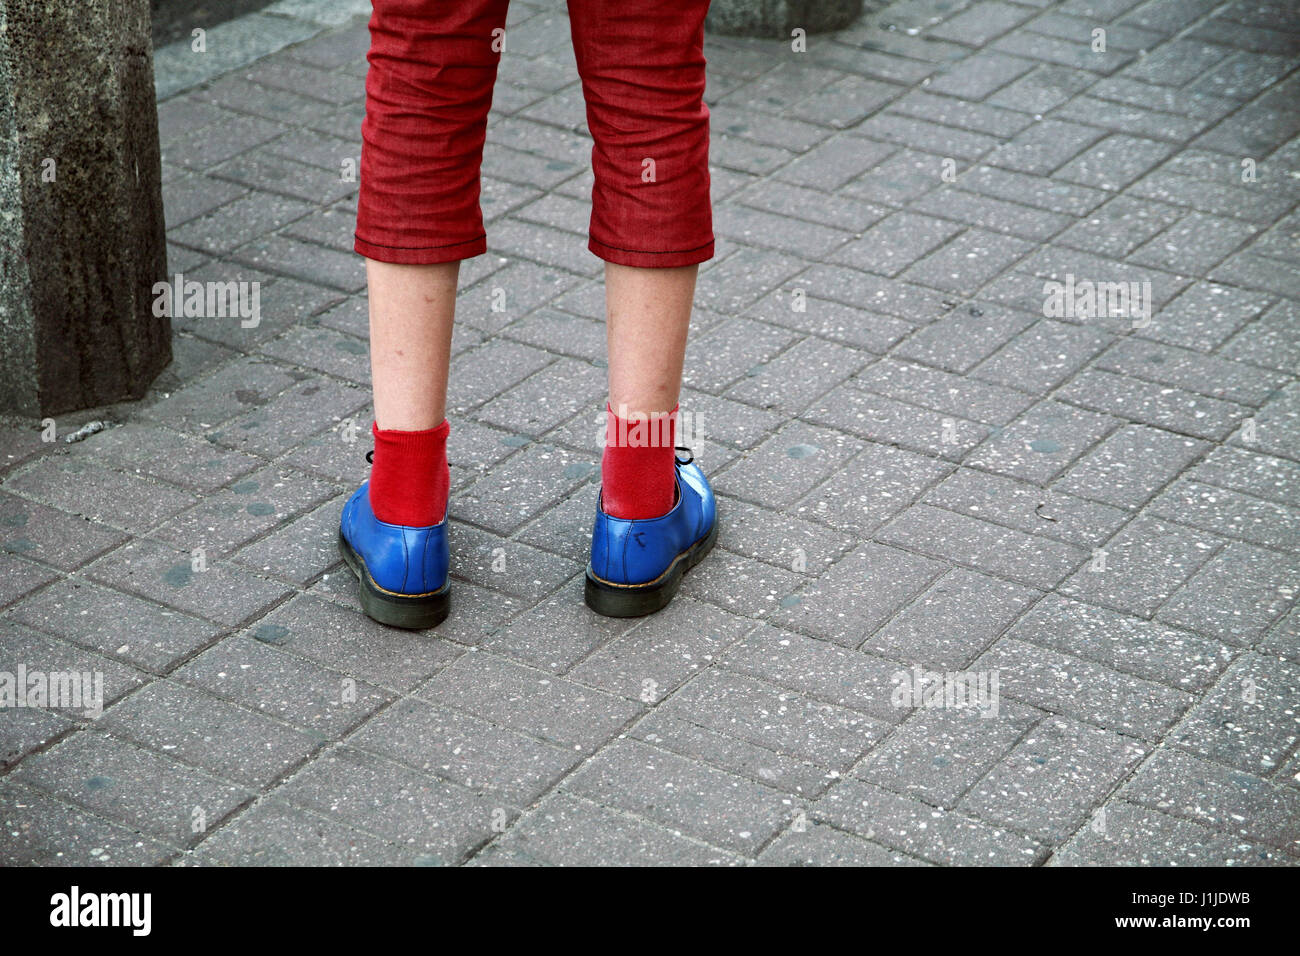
[368, 258, 694, 434]
[340, 0, 719, 625]
[357, 0, 715, 515]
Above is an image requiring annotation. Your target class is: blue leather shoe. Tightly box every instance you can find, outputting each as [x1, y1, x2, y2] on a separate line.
[338, 482, 450, 629]
[585, 453, 718, 618]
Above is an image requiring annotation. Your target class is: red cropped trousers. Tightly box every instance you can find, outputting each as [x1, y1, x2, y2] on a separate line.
[355, 0, 715, 269]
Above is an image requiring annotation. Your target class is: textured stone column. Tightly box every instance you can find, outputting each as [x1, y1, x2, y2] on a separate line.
[707, 0, 864, 37]
[0, 0, 170, 417]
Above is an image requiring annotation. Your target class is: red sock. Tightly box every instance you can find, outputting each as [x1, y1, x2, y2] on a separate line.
[600, 403, 678, 520]
[368, 420, 450, 525]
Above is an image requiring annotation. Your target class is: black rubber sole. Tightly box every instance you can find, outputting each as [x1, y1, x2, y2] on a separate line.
[338, 531, 450, 630]
[584, 520, 718, 618]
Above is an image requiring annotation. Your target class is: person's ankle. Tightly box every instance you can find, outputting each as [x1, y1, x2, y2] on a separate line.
[368, 420, 450, 525]
[600, 403, 677, 520]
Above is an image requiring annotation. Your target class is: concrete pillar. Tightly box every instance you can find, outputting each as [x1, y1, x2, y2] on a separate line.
[0, 0, 170, 417]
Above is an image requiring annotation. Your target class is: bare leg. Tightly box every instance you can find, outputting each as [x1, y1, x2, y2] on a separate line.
[366, 258, 459, 430]
[605, 262, 697, 416]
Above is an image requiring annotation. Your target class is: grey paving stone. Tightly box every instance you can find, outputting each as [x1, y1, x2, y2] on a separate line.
[475, 358, 606, 438]
[724, 608, 906, 714]
[1189, 445, 1300, 507]
[727, 336, 870, 416]
[905, 228, 1037, 293]
[97, 679, 318, 788]
[453, 442, 596, 536]
[713, 422, 862, 510]
[230, 494, 346, 586]
[248, 594, 461, 692]
[795, 441, 952, 538]
[654, 668, 887, 772]
[0, 621, 148, 720]
[0, 782, 175, 866]
[830, 211, 961, 278]
[878, 504, 1088, 589]
[1148, 478, 1300, 552]
[490, 793, 743, 866]
[1123, 747, 1300, 855]
[1008, 594, 1232, 692]
[152, 466, 336, 559]
[795, 263, 953, 323]
[137, 357, 300, 433]
[813, 778, 1045, 865]
[959, 166, 1106, 220]
[1096, 338, 1288, 409]
[207, 376, 370, 458]
[910, 186, 1073, 241]
[175, 634, 389, 735]
[683, 317, 800, 395]
[1056, 194, 1186, 259]
[1050, 799, 1288, 866]
[1, 706, 72, 771]
[632, 707, 834, 798]
[1059, 515, 1222, 617]
[758, 821, 929, 866]
[418, 652, 640, 754]
[7, 577, 220, 675]
[976, 637, 1194, 739]
[716, 498, 854, 576]
[966, 399, 1120, 483]
[987, 62, 1095, 113]
[926, 50, 1036, 100]
[855, 700, 1042, 808]
[854, 113, 1002, 162]
[569, 597, 755, 702]
[12, 731, 252, 847]
[0, 492, 127, 572]
[803, 382, 988, 463]
[63, 422, 263, 493]
[443, 522, 581, 604]
[1168, 653, 1300, 776]
[972, 318, 1111, 393]
[348, 698, 578, 806]
[867, 567, 1040, 668]
[1055, 424, 1206, 510]
[735, 179, 888, 235]
[1128, 170, 1294, 224]
[895, 304, 1037, 374]
[4, 458, 200, 537]
[1234, 381, 1300, 463]
[0, 555, 57, 608]
[189, 798, 418, 866]
[276, 746, 507, 865]
[562, 737, 800, 855]
[479, 575, 634, 673]
[771, 541, 946, 646]
[959, 716, 1147, 842]
[925, 468, 1129, 547]
[990, 119, 1107, 176]
[85, 539, 291, 628]
[1221, 300, 1300, 373]
[1157, 542, 1299, 645]
[679, 546, 805, 621]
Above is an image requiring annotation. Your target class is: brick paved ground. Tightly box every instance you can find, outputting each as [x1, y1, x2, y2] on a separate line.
[2, 0, 1299, 866]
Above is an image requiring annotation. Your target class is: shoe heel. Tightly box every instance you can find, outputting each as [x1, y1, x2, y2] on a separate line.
[338, 531, 450, 629]
[585, 521, 717, 618]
